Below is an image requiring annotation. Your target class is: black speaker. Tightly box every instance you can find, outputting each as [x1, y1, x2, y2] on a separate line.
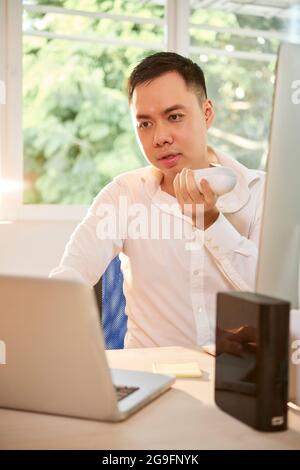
[215, 291, 290, 432]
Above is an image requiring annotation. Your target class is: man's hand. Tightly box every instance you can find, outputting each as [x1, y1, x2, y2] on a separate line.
[216, 325, 258, 356]
[173, 168, 219, 230]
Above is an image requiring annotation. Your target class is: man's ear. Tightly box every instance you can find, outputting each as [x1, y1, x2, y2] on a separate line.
[203, 99, 214, 129]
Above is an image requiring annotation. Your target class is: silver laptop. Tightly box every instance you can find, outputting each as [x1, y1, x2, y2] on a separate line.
[0, 275, 175, 421]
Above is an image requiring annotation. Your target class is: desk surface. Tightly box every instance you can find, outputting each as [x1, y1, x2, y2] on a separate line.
[0, 346, 299, 450]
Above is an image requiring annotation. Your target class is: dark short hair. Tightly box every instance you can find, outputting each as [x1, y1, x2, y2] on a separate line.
[127, 51, 207, 103]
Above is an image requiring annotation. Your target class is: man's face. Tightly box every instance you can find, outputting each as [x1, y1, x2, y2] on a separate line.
[130, 71, 214, 180]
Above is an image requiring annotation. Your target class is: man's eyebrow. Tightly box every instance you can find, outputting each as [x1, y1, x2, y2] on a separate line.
[136, 104, 186, 120]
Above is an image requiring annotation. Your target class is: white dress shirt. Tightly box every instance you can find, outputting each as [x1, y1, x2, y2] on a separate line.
[49, 150, 265, 348]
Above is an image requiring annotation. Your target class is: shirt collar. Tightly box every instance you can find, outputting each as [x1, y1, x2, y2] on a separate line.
[140, 148, 262, 214]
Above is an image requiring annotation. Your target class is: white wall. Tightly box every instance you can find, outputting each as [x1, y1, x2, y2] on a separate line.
[0, 220, 79, 277]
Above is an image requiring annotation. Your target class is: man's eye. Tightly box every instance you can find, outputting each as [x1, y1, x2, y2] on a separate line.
[169, 113, 184, 122]
[138, 121, 152, 129]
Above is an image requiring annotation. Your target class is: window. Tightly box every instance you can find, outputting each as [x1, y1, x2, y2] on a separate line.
[1, 0, 299, 220]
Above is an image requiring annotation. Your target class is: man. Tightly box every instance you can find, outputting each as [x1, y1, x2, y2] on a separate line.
[50, 52, 265, 348]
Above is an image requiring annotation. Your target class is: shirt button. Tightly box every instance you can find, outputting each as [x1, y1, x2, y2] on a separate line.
[193, 269, 200, 276]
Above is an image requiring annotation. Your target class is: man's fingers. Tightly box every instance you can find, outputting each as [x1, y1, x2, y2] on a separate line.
[200, 178, 217, 206]
[173, 173, 184, 208]
[179, 168, 192, 202]
[174, 170, 218, 225]
[174, 173, 190, 213]
[186, 169, 203, 201]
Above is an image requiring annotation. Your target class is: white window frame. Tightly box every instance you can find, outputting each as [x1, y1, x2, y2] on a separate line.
[0, 0, 190, 221]
[1, 0, 287, 221]
[0, 0, 23, 221]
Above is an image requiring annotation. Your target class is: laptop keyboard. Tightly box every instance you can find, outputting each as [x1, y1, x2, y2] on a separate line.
[114, 385, 139, 402]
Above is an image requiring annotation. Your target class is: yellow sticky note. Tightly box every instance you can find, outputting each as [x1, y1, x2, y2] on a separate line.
[152, 362, 202, 378]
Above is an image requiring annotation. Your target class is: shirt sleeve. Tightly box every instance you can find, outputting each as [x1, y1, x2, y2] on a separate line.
[203, 180, 264, 291]
[49, 180, 127, 287]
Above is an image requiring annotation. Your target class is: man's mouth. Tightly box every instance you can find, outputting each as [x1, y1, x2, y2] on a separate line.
[158, 153, 181, 161]
[158, 153, 181, 168]
[159, 153, 178, 160]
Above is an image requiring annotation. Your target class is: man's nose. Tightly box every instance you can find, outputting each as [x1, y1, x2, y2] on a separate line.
[152, 124, 173, 147]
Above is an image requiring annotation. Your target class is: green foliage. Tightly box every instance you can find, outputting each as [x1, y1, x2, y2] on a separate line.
[189, 6, 284, 168]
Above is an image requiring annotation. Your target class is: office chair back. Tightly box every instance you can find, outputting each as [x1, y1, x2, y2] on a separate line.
[94, 256, 127, 349]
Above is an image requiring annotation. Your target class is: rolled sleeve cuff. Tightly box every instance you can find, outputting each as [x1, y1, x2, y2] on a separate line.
[204, 213, 241, 255]
[49, 266, 90, 285]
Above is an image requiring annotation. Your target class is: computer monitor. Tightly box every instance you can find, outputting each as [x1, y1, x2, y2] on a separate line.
[256, 42, 300, 310]
[255, 42, 300, 408]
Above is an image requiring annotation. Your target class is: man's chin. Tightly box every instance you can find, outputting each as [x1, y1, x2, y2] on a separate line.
[160, 166, 182, 178]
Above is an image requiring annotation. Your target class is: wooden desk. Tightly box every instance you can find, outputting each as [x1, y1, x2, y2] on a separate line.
[0, 346, 299, 450]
